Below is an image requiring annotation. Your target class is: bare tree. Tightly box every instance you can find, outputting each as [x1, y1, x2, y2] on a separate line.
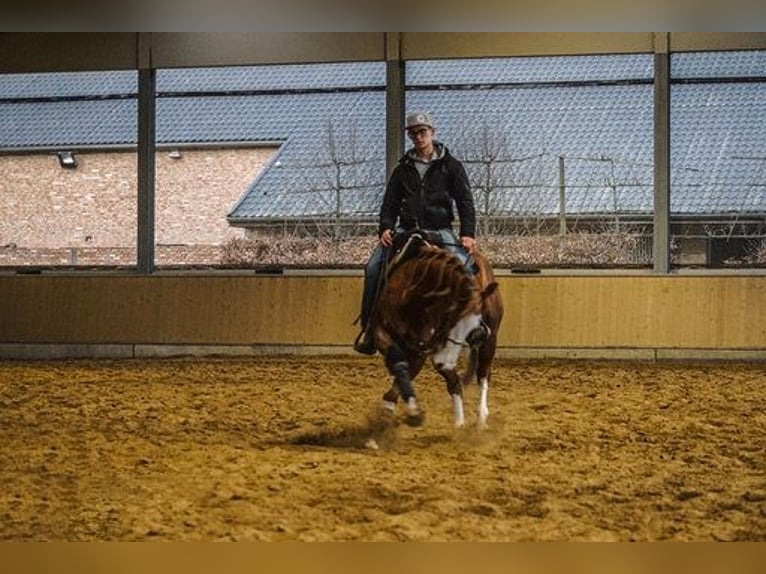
[451, 119, 547, 236]
[295, 119, 384, 242]
[221, 118, 386, 268]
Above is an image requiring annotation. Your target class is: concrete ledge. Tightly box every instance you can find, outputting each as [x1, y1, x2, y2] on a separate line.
[499, 347, 766, 361]
[656, 348, 766, 361]
[0, 343, 134, 360]
[1, 343, 764, 361]
[497, 347, 657, 361]
[135, 344, 259, 358]
[244, 345, 358, 356]
[134, 344, 357, 357]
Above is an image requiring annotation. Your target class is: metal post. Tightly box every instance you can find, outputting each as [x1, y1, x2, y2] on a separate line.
[386, 33, 404, 180]
[137, 66, 156, 274]
[653, 33, 671, 273]
[558, 155, 567, 235]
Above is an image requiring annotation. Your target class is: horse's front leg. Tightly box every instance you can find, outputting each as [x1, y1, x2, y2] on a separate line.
[433, 313, 482, 427]
[435, 361, 464, 428]
[381, 386, 399, 414]
[474, 335, 498, 428]
[384, 344, 425, 426]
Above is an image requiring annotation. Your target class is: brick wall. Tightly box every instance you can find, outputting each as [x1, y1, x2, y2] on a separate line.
[0, 147, 275, 266]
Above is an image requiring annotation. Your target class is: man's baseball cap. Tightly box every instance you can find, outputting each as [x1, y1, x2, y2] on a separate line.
[405, 111, 434, 131]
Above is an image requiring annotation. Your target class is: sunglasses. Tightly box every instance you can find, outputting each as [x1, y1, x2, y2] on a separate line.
[407, 128, 430, 139]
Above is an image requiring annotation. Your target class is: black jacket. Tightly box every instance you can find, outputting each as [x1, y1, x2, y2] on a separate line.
[378, 143, 476, 238]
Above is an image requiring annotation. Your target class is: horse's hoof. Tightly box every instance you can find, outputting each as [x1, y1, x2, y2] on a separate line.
[365, 438, 380, 450]
[404, 412, 425, 427]
[380, 400, 396, 414]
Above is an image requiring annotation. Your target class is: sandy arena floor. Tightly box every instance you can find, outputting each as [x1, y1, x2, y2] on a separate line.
[0, 356, 763, 541]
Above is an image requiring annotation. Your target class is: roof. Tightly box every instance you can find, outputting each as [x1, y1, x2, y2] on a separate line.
[0, 62, 385, 99]
[0, 62, 386, 148]
[1, 53, 764, 219]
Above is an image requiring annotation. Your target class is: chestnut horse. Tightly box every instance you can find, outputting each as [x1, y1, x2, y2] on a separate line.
[372, 232, 504, 427]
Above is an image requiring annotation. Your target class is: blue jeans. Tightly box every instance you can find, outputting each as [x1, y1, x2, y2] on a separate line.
[359, 229, 472, 329]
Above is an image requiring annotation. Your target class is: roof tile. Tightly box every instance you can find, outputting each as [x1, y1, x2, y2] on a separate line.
[1, 56, 763, 218]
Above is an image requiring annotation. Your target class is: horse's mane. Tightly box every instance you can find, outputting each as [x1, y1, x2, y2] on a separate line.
[377, 241, 498, 353]
[385, 246, 481, 347]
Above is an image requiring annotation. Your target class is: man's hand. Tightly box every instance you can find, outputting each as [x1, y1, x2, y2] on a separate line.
[461, 236, 476, 253]
[380, 229, 394, 247]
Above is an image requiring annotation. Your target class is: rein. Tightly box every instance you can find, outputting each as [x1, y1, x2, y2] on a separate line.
[447, 335, 469, 347]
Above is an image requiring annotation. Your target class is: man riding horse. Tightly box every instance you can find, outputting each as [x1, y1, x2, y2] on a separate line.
[374, 234, 502, 427]
[354, 111, 488, 355]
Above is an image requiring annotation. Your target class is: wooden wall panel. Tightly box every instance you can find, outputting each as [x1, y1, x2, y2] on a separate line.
[3, 33, 764, 75]
[501, 276, 766, 349]
[150, 33, 386, 68]
[670, 32, 766, 52]
[0, 276, 360, 346]
[1, 275, 764, 350]
[0, 33, 139, 74]
[401, 33, 655, 60]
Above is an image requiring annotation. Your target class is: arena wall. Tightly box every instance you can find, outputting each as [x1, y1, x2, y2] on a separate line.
[1, 274, 764, 360]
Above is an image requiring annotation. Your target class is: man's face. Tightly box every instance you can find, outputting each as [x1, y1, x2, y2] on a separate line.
[407, 126, 434, 152]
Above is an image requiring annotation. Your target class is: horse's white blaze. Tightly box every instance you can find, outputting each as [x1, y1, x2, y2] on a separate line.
[452, 393, 465, 427]
[478, 377, 489, 427]
[432, 313, 482, 369]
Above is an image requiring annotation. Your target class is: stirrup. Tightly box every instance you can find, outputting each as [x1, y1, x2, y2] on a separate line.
[354, 328, 376, 355]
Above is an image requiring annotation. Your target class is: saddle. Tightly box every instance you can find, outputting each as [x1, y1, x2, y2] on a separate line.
[386, 229, 477, 278]
[386, 230, 440, 277]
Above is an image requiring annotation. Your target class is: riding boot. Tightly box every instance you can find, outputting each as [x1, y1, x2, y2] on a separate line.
[353, 324, 377, 355]
[355, 243, 387, 356]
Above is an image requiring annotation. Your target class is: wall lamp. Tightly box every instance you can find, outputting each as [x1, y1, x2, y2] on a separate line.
[57, 151, 78, 169]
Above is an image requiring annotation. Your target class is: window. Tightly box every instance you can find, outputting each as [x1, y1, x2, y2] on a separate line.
[0, 70, 138, 269]
[405, 55, 656, 268]
[154, 62, 386, 269]
[670, 50, 766, 268]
